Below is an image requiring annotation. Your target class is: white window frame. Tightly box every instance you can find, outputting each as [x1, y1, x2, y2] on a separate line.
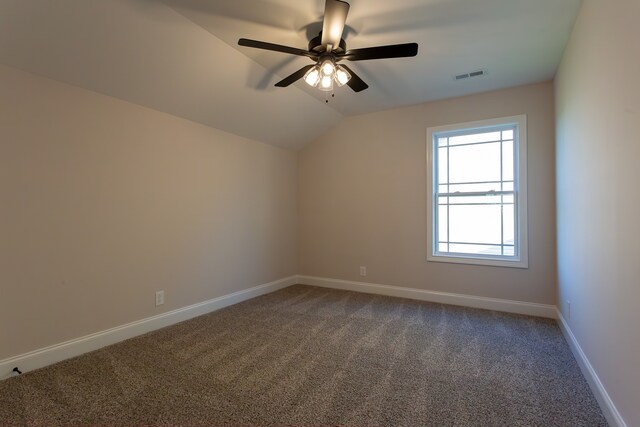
[426, 115, 528, 268]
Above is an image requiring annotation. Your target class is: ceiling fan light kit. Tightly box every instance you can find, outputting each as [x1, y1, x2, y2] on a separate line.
[238, 0, 418, 95]
[304, 59, 351, 91]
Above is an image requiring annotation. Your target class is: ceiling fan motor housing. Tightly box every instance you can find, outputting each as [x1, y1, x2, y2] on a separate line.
[309, 32, 347, 55]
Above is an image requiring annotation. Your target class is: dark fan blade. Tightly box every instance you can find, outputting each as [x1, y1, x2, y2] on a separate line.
[321, 0, 350, 50]
[238, 38, 317, 58]
[341, 43, 418, 61]
[340, 65, 368, 92]
[275, 65, 316, 87]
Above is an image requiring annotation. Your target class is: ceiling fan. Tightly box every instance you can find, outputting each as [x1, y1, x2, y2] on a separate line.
[237, 0, 419, 93]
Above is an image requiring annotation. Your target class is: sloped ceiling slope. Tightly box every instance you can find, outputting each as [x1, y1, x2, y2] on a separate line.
[0, 0, 342, 150]
[0, 0, 582, 150]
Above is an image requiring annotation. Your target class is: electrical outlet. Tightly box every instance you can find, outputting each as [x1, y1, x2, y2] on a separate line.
[360, 266, 367, 277]
[155, 290, 165, 306]
[567, 301, 571, 319]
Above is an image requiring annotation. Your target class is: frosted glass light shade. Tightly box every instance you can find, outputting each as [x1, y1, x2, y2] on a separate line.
[335, 66, 351, 86]
[303, 67, 321, 87]
[321, 60, 336, 76]
[319, 75, 333, 91]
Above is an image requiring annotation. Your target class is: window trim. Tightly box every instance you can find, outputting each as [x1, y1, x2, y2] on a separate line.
[426, 115, 528, 268]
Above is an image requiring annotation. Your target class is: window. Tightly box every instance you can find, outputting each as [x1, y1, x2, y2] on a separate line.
[427, 115, 528, 268]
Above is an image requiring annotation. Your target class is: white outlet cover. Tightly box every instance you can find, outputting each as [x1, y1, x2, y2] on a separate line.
[155, 291, 165, 306]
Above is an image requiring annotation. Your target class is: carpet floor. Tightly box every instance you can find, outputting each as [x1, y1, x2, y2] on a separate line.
[0, 285, 606, 426]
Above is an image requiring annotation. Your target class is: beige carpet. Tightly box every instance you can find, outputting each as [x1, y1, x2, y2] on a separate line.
[0, 285, 606, 426]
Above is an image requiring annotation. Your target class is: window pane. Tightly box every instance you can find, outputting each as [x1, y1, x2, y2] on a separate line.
[438, 205, 448, 242]
[448, 195, 503, 205]
[438, 147, 448, 184]
[449, 131, 501, 146]
[503, 246, 515, 256]
[449, 142, 501, 183]
[502, 140, 514, 181]
[449, 204, 501, 244]
[438, 137, 448, 147]
[448, 244, 502, 255]
[502, 129, 514, 140]
[438, 243, 449, 252]
[503, 182, 514, 191]
[448, 182, 502, 192]
[503, 205, 515, 245]
[437, 195, 450, 205]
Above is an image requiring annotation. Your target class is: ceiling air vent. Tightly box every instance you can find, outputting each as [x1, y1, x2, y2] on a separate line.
[454, 69, 487, 81]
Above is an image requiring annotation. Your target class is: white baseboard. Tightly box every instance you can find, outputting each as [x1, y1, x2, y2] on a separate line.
[557, 310, 627, 427]
[296, 275, 557, 319]
[0, 275, 297, 381]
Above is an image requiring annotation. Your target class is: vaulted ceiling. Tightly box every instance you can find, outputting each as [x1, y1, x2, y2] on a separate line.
[0, 0, 582, 150]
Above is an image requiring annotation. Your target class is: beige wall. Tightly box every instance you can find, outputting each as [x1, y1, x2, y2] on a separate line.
[555, 0, 640, 425]
[299, 82, 556, 304]
[0, 65, 297, 360]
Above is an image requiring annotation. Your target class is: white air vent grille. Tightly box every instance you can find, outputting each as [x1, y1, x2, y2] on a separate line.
[454, 69, 487, 81]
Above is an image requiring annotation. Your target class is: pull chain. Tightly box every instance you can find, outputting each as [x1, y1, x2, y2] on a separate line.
[325, 92, 336, 104]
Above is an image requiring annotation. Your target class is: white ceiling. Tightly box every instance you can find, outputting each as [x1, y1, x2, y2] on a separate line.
[0, 0, 581, 150]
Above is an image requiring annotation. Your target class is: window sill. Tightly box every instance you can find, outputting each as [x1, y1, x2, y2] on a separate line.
[427, 254, 528, 269]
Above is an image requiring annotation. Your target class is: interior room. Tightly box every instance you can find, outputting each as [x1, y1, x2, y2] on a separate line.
[0, 0, 638, 425]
